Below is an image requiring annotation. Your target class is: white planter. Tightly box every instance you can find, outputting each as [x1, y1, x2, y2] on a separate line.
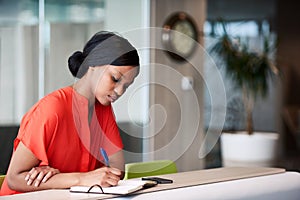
[221, 132, 280, 167]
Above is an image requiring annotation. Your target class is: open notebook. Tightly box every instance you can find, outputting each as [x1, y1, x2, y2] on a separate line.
[70, 180, 157, 195]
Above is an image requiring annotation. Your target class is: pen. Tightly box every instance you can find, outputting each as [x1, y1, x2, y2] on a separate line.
[100, 148, 110, 167]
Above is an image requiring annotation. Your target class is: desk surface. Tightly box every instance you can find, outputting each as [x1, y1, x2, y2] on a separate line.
[1, 168, 300, 200]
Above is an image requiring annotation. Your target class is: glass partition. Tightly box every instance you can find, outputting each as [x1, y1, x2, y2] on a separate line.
[0, 0, 39, 124]
[0, 0, 105, 124]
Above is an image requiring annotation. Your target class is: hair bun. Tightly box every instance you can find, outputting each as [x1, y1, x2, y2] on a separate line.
[68, 51, 85, 77]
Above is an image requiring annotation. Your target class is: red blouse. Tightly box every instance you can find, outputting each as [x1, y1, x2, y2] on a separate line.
[0, 86, 123, 196]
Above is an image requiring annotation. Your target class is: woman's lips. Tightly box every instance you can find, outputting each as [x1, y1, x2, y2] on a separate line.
[108, 95, 117, 102]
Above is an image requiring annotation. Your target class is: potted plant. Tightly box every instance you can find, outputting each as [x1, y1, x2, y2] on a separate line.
[210, 21, 280, 167]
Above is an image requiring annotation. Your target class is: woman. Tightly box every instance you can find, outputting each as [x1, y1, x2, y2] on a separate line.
[0, 31, 140, 195]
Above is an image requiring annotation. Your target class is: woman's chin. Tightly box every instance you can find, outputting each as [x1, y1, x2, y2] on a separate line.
[98, 98, 112, 106]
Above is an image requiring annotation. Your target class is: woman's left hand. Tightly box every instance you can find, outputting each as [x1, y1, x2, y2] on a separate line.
[24, 166, 60, 187]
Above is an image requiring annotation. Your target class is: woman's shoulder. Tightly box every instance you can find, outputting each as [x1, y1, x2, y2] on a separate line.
[23, 87, 73, 119]
[38, 87, 72, 108]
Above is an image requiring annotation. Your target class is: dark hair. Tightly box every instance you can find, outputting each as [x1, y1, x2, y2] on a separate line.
[68, 31, 140, 78]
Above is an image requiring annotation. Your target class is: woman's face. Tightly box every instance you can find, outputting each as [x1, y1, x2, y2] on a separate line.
[93, 65, 139, 105]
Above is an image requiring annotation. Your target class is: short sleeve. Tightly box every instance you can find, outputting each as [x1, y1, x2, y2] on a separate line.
[15, 101, 59, 166]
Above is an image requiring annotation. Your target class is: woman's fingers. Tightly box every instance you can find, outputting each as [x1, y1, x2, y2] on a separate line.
[26, 168, 39, 186]
[25, 167, 35, 181]
[108, 167, 122, 176]
[104, 168, 121, 186]
[34, 171, 45, 187]
[106, 177, 119, 186]
[42, 170, 57, 183]
[24, 166, 60, 186]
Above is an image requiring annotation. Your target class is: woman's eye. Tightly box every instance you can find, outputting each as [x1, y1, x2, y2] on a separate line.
[112, 76, 120, 83]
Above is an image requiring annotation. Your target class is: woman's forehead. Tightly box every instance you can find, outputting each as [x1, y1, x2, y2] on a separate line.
[109, 65, 139, 76]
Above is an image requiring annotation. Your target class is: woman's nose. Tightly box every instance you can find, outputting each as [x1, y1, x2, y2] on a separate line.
[114, 84, 125, 96]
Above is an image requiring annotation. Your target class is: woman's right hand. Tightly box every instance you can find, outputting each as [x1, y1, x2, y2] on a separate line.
[79, 167, 122, 187]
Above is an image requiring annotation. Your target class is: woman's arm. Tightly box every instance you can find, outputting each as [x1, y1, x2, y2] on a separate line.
[6, 142, 122, 192]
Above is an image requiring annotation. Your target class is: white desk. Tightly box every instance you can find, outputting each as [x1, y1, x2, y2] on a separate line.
[1, 168, 300, 200]
[121, 172, 300, 200]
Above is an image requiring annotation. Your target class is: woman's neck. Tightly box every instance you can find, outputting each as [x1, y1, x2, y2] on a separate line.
[73, 76, 95, 109]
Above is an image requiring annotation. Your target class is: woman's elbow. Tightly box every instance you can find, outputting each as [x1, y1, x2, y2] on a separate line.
[6, 172, 24, 191]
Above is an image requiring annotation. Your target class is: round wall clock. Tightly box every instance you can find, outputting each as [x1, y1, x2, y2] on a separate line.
[162, 12, 199, 61]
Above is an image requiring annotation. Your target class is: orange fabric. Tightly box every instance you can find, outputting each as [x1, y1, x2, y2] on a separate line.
[0, 86, 123, 196]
